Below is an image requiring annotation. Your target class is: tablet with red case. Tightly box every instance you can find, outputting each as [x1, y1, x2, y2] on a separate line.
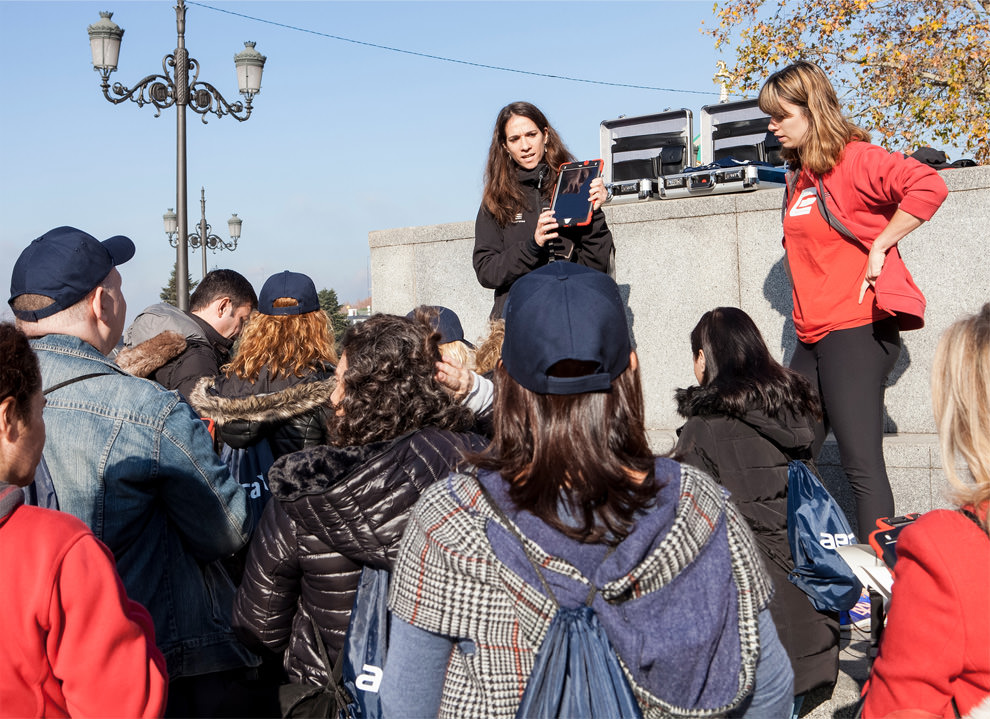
[550, 160, 603, 228]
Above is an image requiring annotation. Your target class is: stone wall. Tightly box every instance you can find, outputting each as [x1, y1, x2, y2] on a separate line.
[370, 166, 990, 531]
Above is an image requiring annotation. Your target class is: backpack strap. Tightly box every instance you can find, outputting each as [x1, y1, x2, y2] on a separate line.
[308, 611, 347, 696]
[959, 507, 989, 537]
[476, 479, 610, 608]
[43, 372, 112, 394]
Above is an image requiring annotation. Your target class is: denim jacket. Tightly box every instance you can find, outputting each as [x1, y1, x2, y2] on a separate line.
[31, 334, 258, 678]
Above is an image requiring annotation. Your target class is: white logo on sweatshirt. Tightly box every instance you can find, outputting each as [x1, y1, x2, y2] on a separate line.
[789, 187, 818, 217]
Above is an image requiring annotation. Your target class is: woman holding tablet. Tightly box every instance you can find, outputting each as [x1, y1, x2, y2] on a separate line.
[473, 101, 614, 318]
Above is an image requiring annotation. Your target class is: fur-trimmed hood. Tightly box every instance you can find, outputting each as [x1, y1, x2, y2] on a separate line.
[676, 383, 814, 453]
[115, 331, 187, 378]
[189, 373, 336, 428]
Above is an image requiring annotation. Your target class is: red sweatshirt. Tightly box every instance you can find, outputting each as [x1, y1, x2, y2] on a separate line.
[0, 484, 168, 718]
[783, 141, 948, 342]
[862, 506, 990, 718]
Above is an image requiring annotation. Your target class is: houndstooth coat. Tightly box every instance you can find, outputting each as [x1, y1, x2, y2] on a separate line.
[388, 458, 774, 719]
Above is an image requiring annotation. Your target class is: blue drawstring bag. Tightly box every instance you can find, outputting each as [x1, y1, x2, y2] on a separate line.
[787, 460, 863, 612]
[479, 482, 642, 719]
[340, 566, 390, 719]
[516, 605, 642, 719]
[221, 439, 274, 520]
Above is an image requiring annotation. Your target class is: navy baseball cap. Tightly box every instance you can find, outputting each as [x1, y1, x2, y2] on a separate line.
[259, 271, 320, 316]
[501, 263, 630, 395]
[406, 305, 475, 348]
[9, 226, 135, 322]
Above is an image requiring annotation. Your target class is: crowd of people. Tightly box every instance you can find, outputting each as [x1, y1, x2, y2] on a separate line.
[2, 60, 986, 719]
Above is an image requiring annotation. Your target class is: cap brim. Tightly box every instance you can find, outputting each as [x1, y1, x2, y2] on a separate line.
[103, 235, 135, 265]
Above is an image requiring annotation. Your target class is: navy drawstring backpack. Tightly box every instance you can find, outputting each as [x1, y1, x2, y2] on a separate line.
[480, 482, 643, 719]
[787, 460, 863, 612]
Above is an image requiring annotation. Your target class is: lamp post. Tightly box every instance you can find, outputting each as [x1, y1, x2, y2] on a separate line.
[163, 188, 241, 280]
[87, 2, 265, 311]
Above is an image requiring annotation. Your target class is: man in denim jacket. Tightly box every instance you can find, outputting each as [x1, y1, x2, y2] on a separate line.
[8, 227, 258, 717]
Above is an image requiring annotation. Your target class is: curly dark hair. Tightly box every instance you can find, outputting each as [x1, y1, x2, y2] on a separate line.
[330, 312, 473, 447]
[0, 322, 42, 419]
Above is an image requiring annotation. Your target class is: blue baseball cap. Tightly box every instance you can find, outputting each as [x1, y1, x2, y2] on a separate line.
[407, 305, 475, 348]
[259, 271, 320, 316]
[9, 226, 135, 322]
[501, 263, 630, 395]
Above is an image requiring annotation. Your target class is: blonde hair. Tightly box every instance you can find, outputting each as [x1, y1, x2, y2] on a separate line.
[931, 303, 990, 527]
[474, 319, 505, 376]
[758, 60, 870, 175]
[438, 340, 475, 371]
[224, 298, 338, 381]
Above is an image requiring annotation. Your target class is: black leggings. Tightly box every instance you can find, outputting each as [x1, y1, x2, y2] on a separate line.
[789, 318, 900, 536]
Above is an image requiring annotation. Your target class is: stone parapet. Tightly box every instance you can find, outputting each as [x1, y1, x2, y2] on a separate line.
[370, 165, 990, 520]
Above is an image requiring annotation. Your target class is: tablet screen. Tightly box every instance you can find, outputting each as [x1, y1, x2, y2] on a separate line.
[551, 161, 601, 227]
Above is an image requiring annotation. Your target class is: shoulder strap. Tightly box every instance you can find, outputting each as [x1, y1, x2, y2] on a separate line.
[308, 612, 346, 693]
[815, 176, 862, 243]
[477, 479, 609, 607]
[959, 507, 989, 537]
[477, 480, 560, 606]
[43, 372, 111, 395]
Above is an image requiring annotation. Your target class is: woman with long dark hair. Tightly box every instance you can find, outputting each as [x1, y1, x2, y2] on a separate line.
[758, 61, 948, 536]
[473, 101, 613, 318]
[231, 312, 486, 691]
[381, 264, 793, 718]
[674, 306, 838, 716]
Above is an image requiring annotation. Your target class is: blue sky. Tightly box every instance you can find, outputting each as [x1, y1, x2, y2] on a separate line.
[0, 0, 736, 325]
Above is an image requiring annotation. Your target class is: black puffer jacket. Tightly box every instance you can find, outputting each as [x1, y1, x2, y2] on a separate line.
[473, 162, 614, 319]
[674, 384, 839, 696]
[189, 364, 335, 459]
[231, 426, 488, 684]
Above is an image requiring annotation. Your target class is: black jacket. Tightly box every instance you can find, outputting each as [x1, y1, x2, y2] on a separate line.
[674, 385, 839, 696]
[118, 303, 234, 402]
[473, 163, 614, 318]
[189, 364, 335, 460]
[231, 426, 488, 684]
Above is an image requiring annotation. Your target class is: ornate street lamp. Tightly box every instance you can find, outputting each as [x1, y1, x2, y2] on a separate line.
[87, 3, 265, 310]
[163, 188, 241, 280]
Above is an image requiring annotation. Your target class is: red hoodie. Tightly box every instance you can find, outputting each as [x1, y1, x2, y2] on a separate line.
[0, 483, 167, 717]
[783, 141, 948, 341]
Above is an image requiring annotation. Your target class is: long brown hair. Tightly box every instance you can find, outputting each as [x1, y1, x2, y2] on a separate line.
[330, 313, 473, 447]
[758, 60, 870, 174]
[482, 102, 575, 226]
[931, 303, 990, 527]
[224, 300, 338, 381]
[472, 360, 658, 545]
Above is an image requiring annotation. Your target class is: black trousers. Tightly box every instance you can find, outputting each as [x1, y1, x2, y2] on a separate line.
[789, 317, 900, 536]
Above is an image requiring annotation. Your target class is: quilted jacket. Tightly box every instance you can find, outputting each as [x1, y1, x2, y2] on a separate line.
[231, 426, 488, 684]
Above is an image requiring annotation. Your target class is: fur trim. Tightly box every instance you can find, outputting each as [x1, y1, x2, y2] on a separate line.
[115, 331, 187, 378]
[269, 438, 392, 499]
[675, 383, 740, 418]
[189, 374, 337, 427]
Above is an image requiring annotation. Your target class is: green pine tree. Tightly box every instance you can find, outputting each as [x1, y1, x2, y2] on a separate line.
[160, 264, 200, 307]
[318, 288, 349, 341]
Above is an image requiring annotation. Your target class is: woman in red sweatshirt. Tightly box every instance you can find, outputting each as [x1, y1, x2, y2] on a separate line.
[861, 304, 990, 717]
[758, 61, 948, 536]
